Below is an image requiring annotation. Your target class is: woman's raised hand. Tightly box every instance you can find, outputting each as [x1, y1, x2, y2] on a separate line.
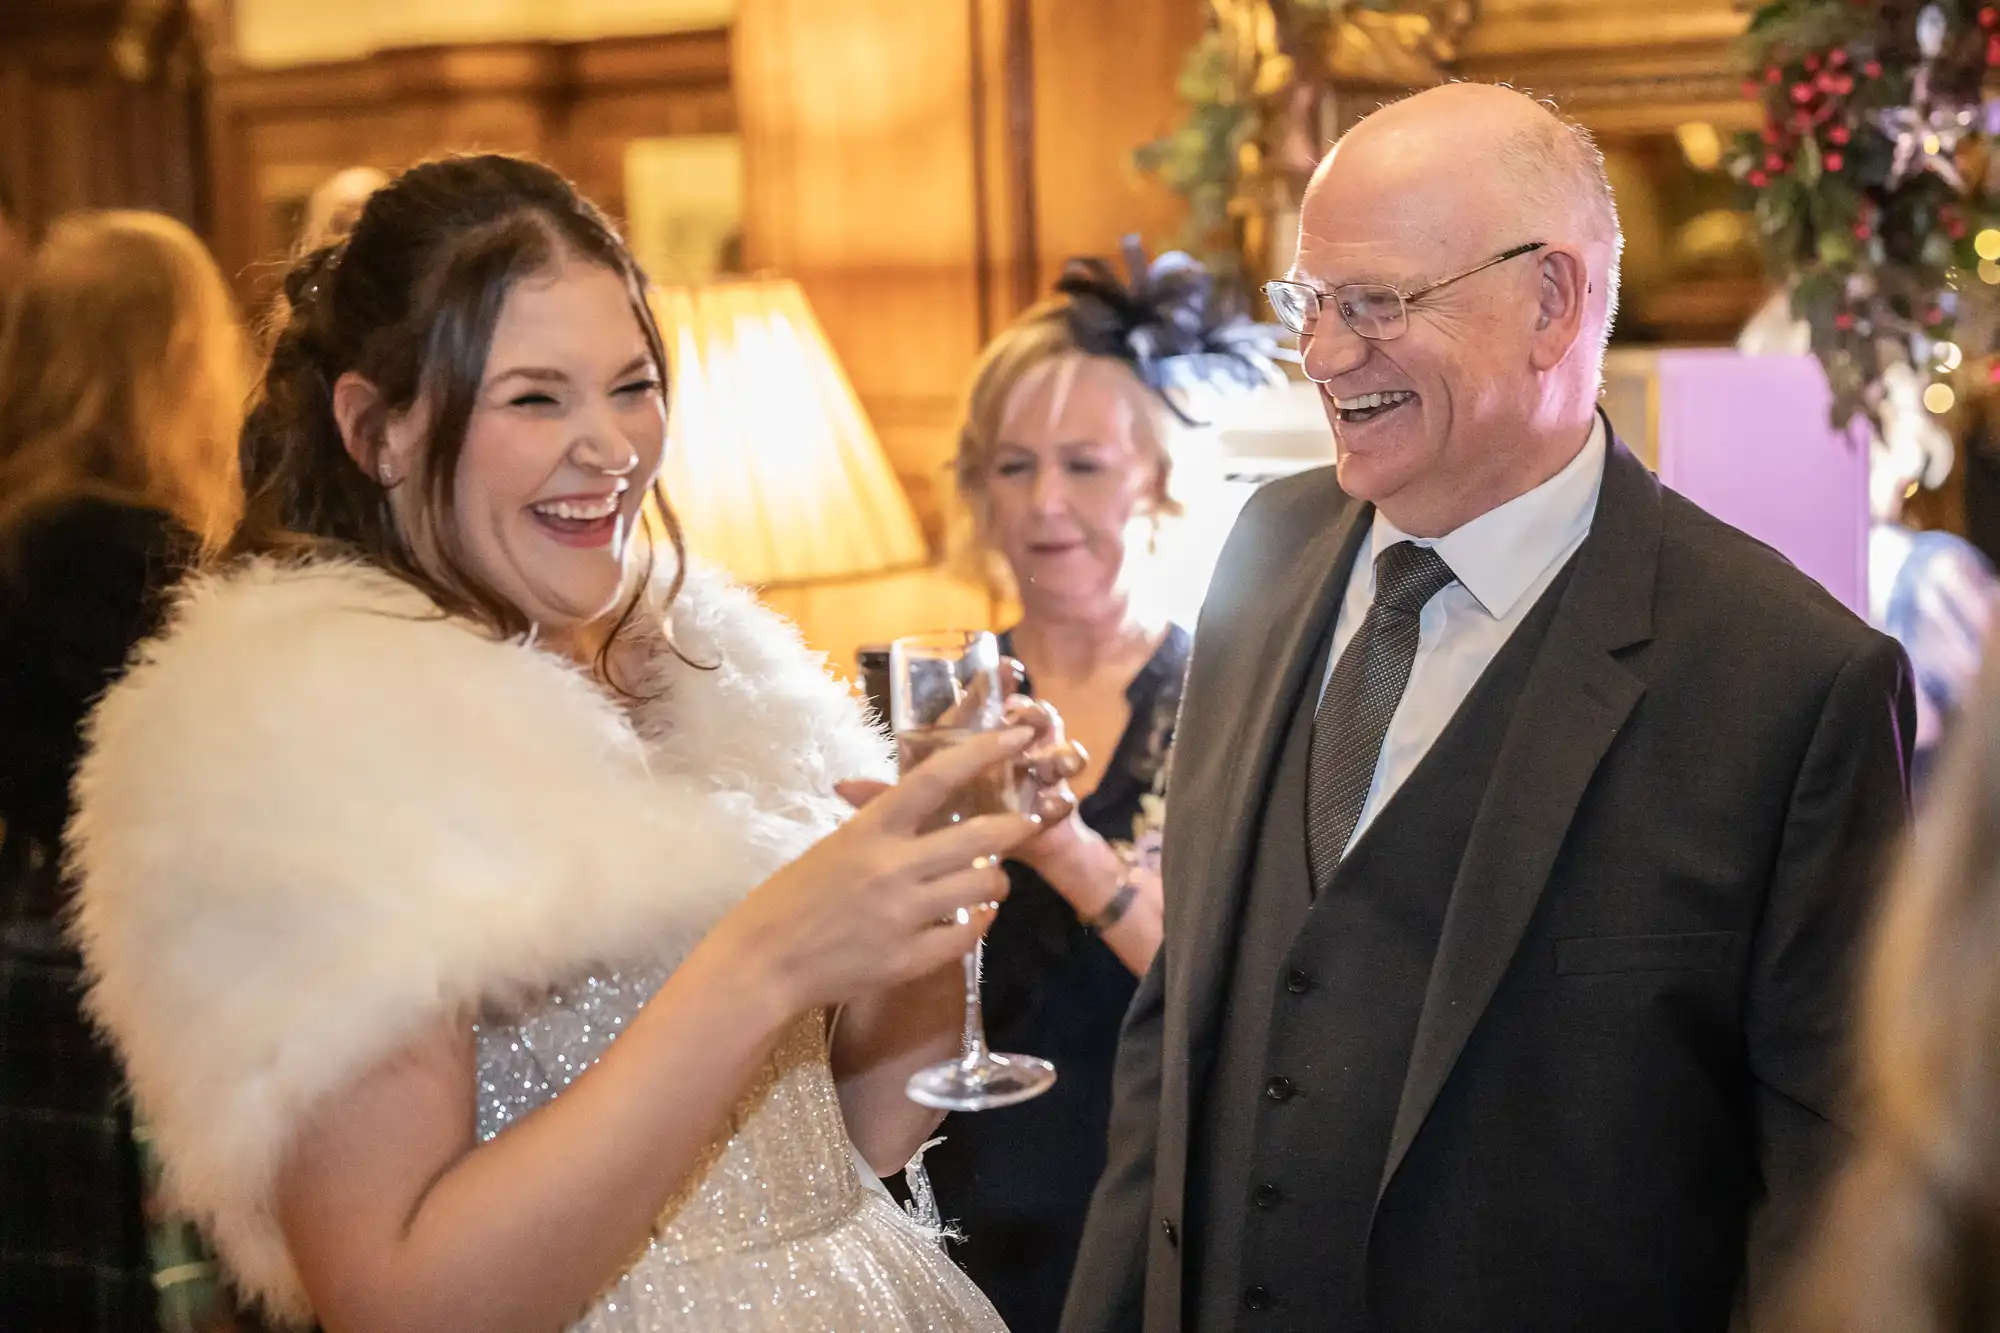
[716, 726, 1041, 1014]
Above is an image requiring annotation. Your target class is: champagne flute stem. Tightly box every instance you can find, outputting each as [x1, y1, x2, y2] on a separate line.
[960, 942, 988, 1061]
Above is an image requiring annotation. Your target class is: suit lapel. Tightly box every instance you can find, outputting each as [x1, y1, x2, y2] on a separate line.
[1168, 471, 1369, 1056]
[1377, 434, 1661, 1199]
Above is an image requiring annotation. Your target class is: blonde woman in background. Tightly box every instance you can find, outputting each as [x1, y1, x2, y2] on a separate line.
[0, 211, 247, 1333]
[916, 241, 1285, 1333]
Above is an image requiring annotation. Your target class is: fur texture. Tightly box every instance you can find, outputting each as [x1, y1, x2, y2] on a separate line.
[65, 558, 892, 1321]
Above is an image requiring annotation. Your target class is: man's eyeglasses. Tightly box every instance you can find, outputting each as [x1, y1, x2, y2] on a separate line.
[1263, 242, 1548, 342]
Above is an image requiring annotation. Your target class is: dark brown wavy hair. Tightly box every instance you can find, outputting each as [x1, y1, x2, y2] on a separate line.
[1784, 650, 2000, 1333]
[232, 153, 687, 683]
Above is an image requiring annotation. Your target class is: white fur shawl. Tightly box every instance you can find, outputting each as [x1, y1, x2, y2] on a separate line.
[65, 558, 892, 1322]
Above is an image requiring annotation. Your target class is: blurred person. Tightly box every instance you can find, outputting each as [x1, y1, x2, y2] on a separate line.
[0, 180, 26, 285]
[1781, 642, 2000, 1333]
[0, 210, 247, 1332]
[919, 242, 1285, 1333]
[64, 154, 1085, 1333]
[298, 166, 388, 253]
[1064, 84, 1913, 1333]
[1741, 291, 1999, 796]
[1869, 480, 1996, 797]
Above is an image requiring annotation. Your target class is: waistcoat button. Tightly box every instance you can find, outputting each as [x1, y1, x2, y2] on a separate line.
[1264, 1075, 1296, 1102]
[1244, 1285, 1273, 1311]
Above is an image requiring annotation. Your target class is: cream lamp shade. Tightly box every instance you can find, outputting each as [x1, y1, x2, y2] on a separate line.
[650, 279, 927, 588]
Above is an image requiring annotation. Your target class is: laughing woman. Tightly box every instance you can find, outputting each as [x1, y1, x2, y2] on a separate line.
[64, 156, 1085, 1333]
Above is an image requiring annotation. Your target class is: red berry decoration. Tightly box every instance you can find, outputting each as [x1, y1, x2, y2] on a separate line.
[1829, 48, 1850, 67]
[1767, 66, 1784, 83]
[1982, 6, 1998, 29]
[1790, 82, 1814, 104]
[1825, 151, 1845, 171]
[1767, 152, 1786, 171]
[1864, 60, 1883, 77]
[1835, 312, 1856, 330]
[1750, 170, 1770, 188]
[1828, 124, 1851, 145]
[1988, 34, 2000, 63]
[1855, 222, 1873, 239]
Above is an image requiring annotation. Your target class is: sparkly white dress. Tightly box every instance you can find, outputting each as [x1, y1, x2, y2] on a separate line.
[476, 967, 1009, 1332]
[68, 560, 1007, 1328]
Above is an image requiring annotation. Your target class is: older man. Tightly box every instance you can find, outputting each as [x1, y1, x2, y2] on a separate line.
[1061, 83, 1913, 1333]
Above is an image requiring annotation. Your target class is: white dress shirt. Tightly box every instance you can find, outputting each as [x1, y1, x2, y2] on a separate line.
[1322, 416, 1607, 858]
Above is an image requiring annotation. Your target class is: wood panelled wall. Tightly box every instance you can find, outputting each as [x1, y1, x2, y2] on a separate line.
[205, 28, 733, 301]
[1456, 0, 1751, 133]
[0, 0, 210, 236]
[733, 0, 1201, 547]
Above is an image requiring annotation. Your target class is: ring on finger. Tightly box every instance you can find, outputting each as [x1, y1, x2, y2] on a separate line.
[943, 900, 1002, 927]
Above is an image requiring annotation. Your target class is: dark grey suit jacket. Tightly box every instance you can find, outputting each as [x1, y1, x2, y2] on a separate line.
[1061, 435, 1915, 1333]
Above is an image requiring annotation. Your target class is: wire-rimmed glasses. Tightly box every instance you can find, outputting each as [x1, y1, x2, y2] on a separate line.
[1263, 241, 1547, 342]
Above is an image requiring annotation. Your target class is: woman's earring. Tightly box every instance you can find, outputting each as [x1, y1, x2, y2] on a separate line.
[377, 458, 397, 488]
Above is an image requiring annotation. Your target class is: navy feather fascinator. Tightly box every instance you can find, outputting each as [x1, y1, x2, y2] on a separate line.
[1053, 236, 1293, 426]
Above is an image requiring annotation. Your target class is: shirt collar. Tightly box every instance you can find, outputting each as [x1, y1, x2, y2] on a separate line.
[1370, 414, 1607, 620]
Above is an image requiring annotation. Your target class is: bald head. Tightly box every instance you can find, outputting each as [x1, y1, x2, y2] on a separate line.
[1289, 83, 1621, 537]
[1310, 84, 1622, 352]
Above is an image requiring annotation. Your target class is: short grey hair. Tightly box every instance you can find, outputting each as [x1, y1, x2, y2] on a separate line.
[1487, 102, 1624, 355]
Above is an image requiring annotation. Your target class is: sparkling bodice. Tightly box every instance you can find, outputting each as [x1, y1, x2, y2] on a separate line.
[475, 968, 1006, 1332]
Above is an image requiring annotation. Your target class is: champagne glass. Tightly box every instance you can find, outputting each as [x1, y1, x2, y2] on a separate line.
[891, 630, 1058, 1112]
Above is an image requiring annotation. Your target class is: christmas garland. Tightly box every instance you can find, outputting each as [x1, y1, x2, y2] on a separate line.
[1136, 0, 1468, 288]
[1730, 0, 2000, 432]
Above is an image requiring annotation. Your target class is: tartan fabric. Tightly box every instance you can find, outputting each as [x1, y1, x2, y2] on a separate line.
[137, 1127, 255, 1333]
[1, 834, 268, 1333]
[0, 834, 157, 1333]
[2, 503, 267, 1332]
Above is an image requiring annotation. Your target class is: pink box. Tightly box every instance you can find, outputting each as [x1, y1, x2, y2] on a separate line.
[1648, 349, 1869, 618]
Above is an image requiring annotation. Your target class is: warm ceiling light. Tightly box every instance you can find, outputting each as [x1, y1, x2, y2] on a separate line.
[1674, 122, 1724, 172]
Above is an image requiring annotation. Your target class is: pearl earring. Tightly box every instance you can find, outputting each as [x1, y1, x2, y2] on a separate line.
[377, 458, 396, 487]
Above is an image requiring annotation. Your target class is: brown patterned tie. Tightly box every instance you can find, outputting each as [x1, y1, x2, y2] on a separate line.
[1305, 541, 1458, 893]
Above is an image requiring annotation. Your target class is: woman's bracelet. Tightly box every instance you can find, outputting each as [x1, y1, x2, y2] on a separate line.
[1079, 861, 1140, 933]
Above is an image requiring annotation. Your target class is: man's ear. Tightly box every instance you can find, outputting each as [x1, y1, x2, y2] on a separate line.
[1528, 248, 1589, 371]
